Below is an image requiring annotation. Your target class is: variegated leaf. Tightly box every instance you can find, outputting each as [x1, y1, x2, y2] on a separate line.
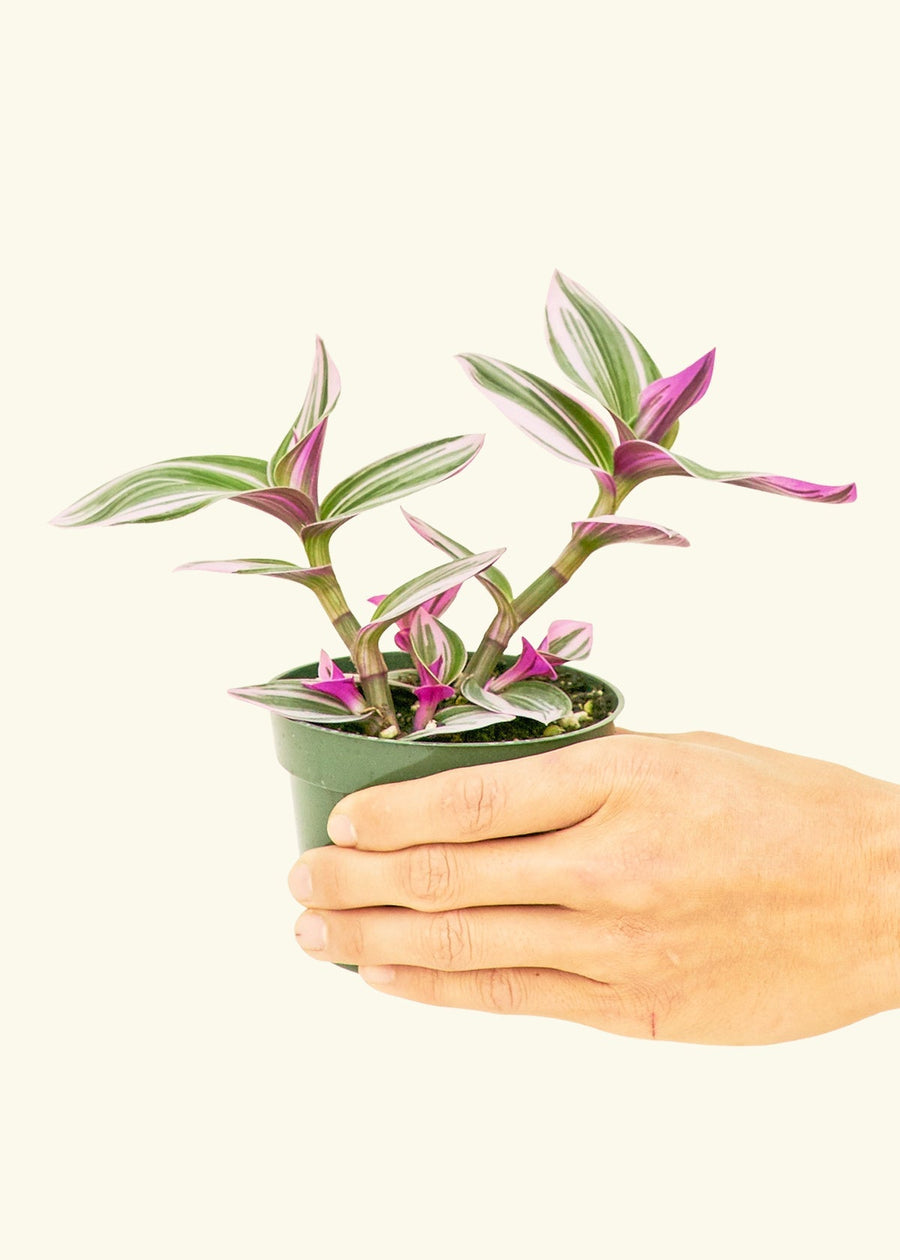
[354, 549, 504, 673]
[176, 558, 335, 594]
[267, 337, 341, 482]
[541, 620, 593, 662]
[300, 515, 357, 566]
[402, 705, 517, 741]
[319, 434, 484, 519]
[51, 455, 269, 527]
[460, 678, 518, 714]
[545, 271, 660, 424]
[230, 486, 317, 536]
[571, 516, 691, 551]
[614, 441, 858, 503]
[408, 608, 468, 683]
[402, 509, 514, 603]
[366, 549, 504, 628]
[456, 354, 615, 472]
[494, 681, 573, 723]
[271, 417, 329, 501]
[462, 677, 571, 723]
[228, 678, 372, 724]
[633, 351, 716, 445]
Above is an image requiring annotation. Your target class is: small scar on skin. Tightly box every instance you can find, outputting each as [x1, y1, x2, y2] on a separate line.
[650, 1012, 657, 1039]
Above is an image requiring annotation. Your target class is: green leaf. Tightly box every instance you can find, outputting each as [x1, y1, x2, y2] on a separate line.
[545, 271, 661, 424]
[52, 456, 269, 527]
[320, 434, 483, 519]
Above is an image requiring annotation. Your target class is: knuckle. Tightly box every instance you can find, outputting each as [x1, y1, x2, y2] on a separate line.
[427, 909, 475, 969]
[612, 913, 657, 949]
[476, 967, 525, 1015]
[447, 770, 505, 837]
[342, 912, 367, 963]
[404, 845, 456, 909]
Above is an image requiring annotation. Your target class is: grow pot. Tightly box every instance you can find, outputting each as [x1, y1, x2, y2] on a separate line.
[271, 652, 623, 972]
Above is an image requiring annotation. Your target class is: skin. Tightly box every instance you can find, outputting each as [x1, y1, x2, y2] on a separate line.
[287, 731, 900, 1045]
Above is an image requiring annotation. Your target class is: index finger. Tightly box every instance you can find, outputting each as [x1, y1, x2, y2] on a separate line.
[325, 735, 635, 851]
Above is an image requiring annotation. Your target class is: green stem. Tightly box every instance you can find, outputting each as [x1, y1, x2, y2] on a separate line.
[303, 530, 397, 733]
[464, 539, 590, 686]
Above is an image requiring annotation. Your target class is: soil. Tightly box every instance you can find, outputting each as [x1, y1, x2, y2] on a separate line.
[342, 666, 618, 743]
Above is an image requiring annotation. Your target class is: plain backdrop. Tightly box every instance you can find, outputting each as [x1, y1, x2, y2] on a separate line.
[3, 2, 898, 1257]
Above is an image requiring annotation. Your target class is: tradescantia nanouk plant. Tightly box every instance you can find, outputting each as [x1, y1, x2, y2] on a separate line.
[53, 273, 856, 741]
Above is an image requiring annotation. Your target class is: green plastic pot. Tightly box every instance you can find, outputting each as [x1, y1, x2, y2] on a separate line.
[271, 652, 624, 971]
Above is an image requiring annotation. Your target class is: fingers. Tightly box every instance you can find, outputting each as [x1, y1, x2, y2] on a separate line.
[357, 964, 651, 1038]
[325, 737, 634, 852]
[294, 905, 582, 973]
[289, 833, 581, 912]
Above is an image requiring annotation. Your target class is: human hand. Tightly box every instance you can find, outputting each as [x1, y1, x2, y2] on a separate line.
[287, 731, 900, 1044]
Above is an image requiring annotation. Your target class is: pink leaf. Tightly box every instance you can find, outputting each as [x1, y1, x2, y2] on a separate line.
[614, 441, 857, 504]
[633, 350, 716, 445]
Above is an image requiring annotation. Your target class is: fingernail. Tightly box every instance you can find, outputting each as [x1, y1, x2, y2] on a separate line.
[289, 862, 313, 903]
[295, 914, 327, 951]
[359, 965, 396, 985]
[327, 813, 357, 847]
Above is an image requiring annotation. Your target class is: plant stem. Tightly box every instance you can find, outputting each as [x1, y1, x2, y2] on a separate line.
[464, 538, 589, 686]
[303, 531, 397, 732]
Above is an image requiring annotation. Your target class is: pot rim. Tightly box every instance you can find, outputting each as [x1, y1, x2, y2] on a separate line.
[272, 651, 624, 750]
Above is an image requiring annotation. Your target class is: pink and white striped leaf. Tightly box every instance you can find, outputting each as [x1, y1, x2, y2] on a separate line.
[176, 558, 335, 594]
[354, 549, 504, 672]
[302, 651, 371, 714]
[366, 586, 464, 656]
[545, 271, 661, 424]
[271, 417, 329, 502]
[614, 441, 858, 504]
[408, 607, 468, 684]
[456, 355, 615, 472]
[538, 620, 593, 664]
[365, 550, 504, 629]
[633, 350, 716, 446]
[462, 677, 572, 723]
[571, 516, 691, 552]
[402, 510, 515, 624]
[230, 486, 318, 537]
[267, 337, 342, 483]
[402, 705, 517, 741]
[51, 455, 269, 527]
[320, 434, 484, 519]
[227, 678, 372, 724]
[487, 638, 557, 690]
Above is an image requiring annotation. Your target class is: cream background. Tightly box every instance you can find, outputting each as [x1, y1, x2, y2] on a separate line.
[3, 2, 898, 1257]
